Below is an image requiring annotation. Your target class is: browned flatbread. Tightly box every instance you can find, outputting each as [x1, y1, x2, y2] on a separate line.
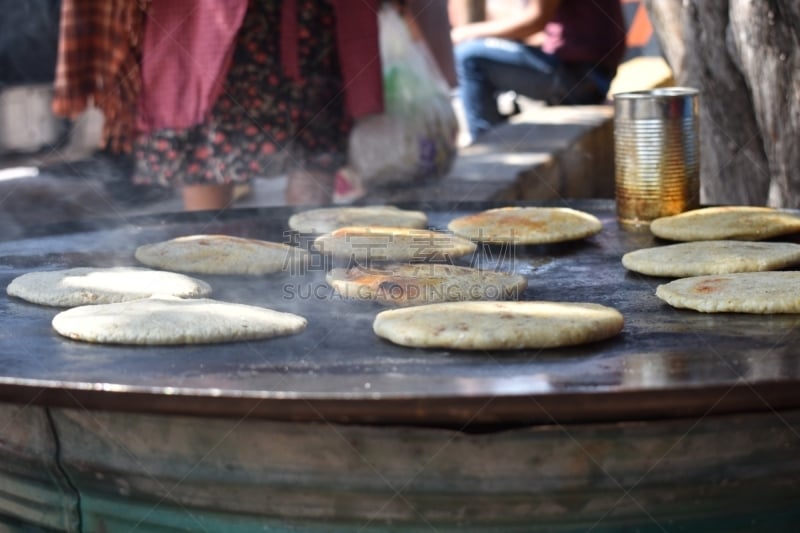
[655, 271, 800, 313]
[313, 226, 476, 262]
[621, 240, 800, 277]
[649, 206, 800, 241]
[447, 207, 602, 244]
[6, 266, 211, 307]
[288, 206, 428, 234]
[327, 263, 528, 306]
[373, 301, 624, 350]
[135, 234, 308, 275]
[52, 296, 307, 345]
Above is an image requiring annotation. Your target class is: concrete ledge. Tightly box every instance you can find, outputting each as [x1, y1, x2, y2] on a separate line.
[363, 105, 615, 205]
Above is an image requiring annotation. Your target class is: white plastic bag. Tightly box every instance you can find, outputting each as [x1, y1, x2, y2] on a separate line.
[347, 4, 458, 189]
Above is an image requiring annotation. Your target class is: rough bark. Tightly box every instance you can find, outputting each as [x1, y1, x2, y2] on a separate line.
[644, 0, 800, 207]
[728, 0, 800, 206]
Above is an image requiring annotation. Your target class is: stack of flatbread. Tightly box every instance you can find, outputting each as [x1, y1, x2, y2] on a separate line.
[288, 205, 428, 234]
[373, 301, 624, 350]
[650, 206, 800, 241]
[52, 296, 307, 345]
[447, 206, 602, 244]
[6, 266, 212, 307]
[313, 226, 476, 263]
[135, 234, 308, 275]
[622, 241, 800, 277]
[327, 263, 528, 306]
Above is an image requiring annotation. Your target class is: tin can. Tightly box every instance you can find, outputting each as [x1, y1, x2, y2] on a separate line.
[613, 87, 700, 227]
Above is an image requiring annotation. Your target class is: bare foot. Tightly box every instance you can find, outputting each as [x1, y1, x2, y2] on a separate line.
[181, 183, 234, 211]
[285, 168, 334, 206]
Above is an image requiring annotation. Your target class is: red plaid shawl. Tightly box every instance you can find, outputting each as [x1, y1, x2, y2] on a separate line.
[52, 0, 148, 152]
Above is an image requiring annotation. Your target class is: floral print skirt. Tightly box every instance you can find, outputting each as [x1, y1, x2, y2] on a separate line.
[133, 0, 350, 187]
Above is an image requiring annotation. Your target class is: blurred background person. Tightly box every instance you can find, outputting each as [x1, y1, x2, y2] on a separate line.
[452, 0, 626, 143]
[52, 0, 455, 211]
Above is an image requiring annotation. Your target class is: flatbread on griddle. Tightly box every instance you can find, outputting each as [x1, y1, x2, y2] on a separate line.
[6, 266, 212, 307]
[288, 205, 428, 234]
[655, 271, 800, 313]
[447, 207, 602, 244]
[622, 240, 800, 277]
[373, 301, 624, 350]
[51, 296, 307, 345]
[327, 263, 527, 306]
[135, 234, 308, 275]
[649, 206, 800, 241]
[313, 226, 476, 262]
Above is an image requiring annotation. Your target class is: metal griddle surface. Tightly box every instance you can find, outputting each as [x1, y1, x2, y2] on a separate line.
[1, 200, 799, 427]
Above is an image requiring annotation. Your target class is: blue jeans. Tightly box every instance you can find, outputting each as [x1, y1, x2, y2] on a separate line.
[455, 38, 610, 140]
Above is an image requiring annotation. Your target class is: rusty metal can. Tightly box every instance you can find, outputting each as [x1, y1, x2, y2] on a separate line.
[613, 87, 700, 227]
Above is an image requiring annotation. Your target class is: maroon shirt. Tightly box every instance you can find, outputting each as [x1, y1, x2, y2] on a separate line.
[541, 0, 627, 75]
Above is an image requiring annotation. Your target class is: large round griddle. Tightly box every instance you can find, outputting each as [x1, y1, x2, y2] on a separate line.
[1, 200, 799, 428]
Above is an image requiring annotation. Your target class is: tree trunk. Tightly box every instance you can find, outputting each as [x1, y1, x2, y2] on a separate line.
[642, 0, 684, 75]
[644, 0, 800, 207]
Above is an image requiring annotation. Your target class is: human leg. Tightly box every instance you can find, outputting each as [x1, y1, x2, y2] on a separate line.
[284, 167, 335, 206]
[455, 38, 558, 140]
[181, 183, 234, 211]
[549, 62, 612, 106]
